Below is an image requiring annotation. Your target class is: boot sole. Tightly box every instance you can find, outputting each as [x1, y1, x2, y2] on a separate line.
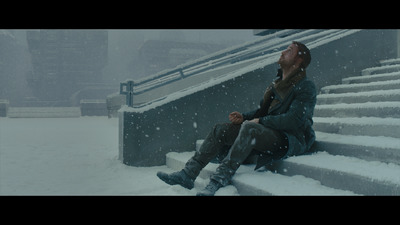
[156, 172, 194, 190]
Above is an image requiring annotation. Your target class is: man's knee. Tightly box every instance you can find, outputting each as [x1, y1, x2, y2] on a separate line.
[211, 123, 240, 144]
[239, 121, 261, 136]
[212, 123, 229, 139]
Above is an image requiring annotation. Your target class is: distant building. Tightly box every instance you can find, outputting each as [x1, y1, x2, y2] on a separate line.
[0, 30, 31, 106]
[138, 40, 227, 76]
[26, 30, 108, 105]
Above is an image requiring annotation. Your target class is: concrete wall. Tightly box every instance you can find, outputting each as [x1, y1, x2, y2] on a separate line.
[119, 30, 398, 167]
[308, 30, 398, 91]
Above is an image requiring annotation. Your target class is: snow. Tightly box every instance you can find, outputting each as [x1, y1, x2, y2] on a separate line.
[321, 79, 400, 92]
[317, 89, 400, 99]
[2, 117, 398, 195]
[7, 107, 81, 118]
[234, 171, 356, 195]
[286, 151, 400, 185]
[315, 101, 400, 110]
[0, 117, 238, 195]
[379, 58, 400, 66]
[315, 131, 400, 150]
[361, 64, 400, 75]
[166, 151, 358, 195]
[342, 71, 400, 83]
[313, 116, 400, 127]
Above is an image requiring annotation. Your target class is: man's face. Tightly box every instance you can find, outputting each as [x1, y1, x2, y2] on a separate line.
[278, 43, 300, 68]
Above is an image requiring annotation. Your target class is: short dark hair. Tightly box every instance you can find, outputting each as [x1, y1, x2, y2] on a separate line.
[293, 41, 311, 69]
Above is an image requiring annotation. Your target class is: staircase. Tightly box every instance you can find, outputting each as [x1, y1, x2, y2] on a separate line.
[163, 58, 400, 195]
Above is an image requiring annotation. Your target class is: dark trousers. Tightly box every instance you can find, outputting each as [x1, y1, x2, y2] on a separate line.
[183, 121, 288, 186]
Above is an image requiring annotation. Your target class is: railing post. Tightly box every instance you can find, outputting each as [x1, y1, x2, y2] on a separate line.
[179, 69, 185, 78]
[120, 80, 135, 107]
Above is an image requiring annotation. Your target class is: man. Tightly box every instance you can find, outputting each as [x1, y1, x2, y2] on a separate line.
[157, 41, 317, 196]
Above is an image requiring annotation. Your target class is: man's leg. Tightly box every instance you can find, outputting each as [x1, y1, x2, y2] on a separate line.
[183, 123, 241, 178]
[157, 123, 241, 189]
[198, 121, 287, 195]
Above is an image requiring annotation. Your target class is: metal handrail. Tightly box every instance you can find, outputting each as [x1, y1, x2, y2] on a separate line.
[120, 29, 350, 107]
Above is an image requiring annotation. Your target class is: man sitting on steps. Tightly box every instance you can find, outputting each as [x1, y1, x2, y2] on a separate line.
[157, 41, 317, 196]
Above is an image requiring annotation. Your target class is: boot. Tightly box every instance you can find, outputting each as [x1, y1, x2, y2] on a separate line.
[157, 170, 195, 190]
[196, 179, 223, 196]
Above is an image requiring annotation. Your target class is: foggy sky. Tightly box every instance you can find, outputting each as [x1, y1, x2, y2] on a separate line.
[1, 29, 258, 106]
[105, 29, 257, 82]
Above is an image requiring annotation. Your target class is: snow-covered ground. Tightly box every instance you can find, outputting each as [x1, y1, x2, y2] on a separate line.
[0, 117, 239, 195]
[2, 116, 398, 196]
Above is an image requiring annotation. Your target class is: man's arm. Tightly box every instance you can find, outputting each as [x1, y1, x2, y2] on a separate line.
[241, 98, 266, 121]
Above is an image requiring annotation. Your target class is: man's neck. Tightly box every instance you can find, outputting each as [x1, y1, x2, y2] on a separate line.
[281, 66, 300, 80]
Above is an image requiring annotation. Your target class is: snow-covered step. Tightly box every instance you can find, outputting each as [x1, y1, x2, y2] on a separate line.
[232, 167, 356, 196]
[165, 151, 357, 195]
[312, 117, 400, 138]
[272, 151, 400, 195]
[380, 58, 400, 66]
[7, 107, 81, 118]
[313, 132, 400, 165]
[361, 64, 400, 76]
[314, 101, 400, 118]
[342, 71, 400, 84]
[320, 79, 400, 94]
[197, 131, 400, 166]
[316, 89, 400, 104]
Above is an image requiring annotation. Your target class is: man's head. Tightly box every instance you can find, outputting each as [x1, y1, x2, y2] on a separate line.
[278, 41, 311, 70]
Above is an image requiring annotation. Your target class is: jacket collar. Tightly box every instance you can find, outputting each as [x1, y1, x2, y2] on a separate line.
[262, 68, 307, 114]
[273, 68, 306, 99]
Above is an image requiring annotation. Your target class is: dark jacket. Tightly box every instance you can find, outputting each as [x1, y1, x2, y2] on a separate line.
[242, 69, 317, 161]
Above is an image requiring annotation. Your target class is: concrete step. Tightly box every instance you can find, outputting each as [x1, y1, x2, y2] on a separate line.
[312, 117, 400, 138]
[165, 151, 357, 195]
[313, 101, 400, 118]
[361, 64, 400, 75]
[271, 151, 400, 195]
[7, 107, 81, 118]
[313, 132, 400, 165]
[317, 89, 400, 104]
[197, 131, 400, 165]
[342, 71, 400, 84]
[379, 58, 400, 66]
[320, 79, 400, 94]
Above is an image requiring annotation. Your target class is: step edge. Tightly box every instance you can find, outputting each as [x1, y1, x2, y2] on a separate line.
[165, 151, 358, 195]
[275, 158, 400, 195]
[315, 131, 400, 150]
[313, 116, 400, 126]
[283, 152, 400, 186]
[321, 79, 400, 91]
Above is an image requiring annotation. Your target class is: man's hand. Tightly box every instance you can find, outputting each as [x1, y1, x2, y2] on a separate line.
[229, 111, 244, 125]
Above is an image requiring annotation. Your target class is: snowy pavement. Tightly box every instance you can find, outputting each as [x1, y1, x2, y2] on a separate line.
[2, 116, 397, 196]
[0, 117, 238, 195]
